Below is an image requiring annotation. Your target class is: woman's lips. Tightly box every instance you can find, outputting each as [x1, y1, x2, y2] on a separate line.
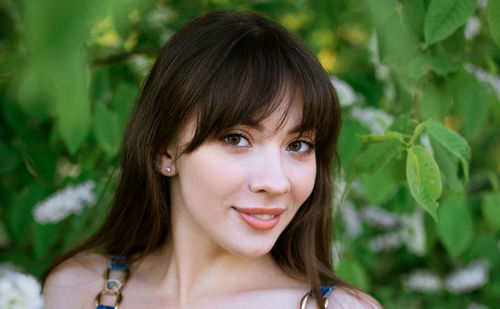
[233, 207, 285, 230]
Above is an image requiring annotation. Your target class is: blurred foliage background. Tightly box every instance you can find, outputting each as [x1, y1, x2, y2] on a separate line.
[1, 0, 500, 308]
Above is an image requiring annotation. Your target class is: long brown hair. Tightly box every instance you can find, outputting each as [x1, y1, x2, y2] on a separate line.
[44, 10, 345, 308]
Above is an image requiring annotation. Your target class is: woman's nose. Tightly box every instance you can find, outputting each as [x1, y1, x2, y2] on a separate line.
[248, 149, 291, 195]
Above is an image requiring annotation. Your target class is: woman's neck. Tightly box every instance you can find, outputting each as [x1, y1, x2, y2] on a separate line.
[128, 220, 302, 307]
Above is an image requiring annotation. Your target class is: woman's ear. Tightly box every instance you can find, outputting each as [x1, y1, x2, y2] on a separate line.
[157, 151, 177, 176]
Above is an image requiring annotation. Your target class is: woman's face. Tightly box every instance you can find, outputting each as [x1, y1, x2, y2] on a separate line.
[166, 93, 316, 258]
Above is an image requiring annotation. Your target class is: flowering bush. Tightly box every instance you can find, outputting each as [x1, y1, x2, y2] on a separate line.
[0, 268, 43, 309]
[0, 0, 499, 308]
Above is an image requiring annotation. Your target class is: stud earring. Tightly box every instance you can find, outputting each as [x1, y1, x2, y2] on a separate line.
[165, 167, 172, 173]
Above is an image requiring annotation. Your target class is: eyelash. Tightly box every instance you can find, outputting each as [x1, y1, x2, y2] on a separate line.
[221, 133, 315, 153]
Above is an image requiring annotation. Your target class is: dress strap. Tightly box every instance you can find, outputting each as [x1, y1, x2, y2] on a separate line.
[300, 285, 335, 309]
[95, 255, 129, 309]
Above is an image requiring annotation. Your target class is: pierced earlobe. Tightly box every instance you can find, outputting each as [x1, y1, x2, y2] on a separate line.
[157, 164, 175, 176]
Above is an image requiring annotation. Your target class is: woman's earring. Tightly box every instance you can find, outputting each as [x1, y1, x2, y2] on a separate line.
[164, 167, 172, 173]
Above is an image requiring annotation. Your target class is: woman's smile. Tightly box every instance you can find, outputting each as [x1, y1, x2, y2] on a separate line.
[232, 206, 286, 230]
[167, 96, 317, 257]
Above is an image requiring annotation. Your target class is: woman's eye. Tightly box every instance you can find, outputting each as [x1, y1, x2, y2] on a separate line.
[287, 141, 313, 153]
[223, 134, 250, 147]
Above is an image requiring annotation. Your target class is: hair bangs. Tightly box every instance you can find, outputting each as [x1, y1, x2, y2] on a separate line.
[185, 25, 339, 154]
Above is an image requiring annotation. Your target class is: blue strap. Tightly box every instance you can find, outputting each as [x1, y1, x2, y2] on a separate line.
[96, 305, 115, 309]
[109, 255, 128, 271]
[308, 285, 335, 298]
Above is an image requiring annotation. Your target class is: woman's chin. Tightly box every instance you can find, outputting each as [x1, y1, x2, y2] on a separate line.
[225, 242, 275, 259]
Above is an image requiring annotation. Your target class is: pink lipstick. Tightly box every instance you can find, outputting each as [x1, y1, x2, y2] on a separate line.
[233, 207, 285, 230]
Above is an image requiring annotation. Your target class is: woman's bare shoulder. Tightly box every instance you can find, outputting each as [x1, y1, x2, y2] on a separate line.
[328, 286, 382, 309]
[43, 252, 108, 308]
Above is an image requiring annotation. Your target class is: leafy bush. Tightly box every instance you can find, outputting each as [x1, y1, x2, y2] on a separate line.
[1, 0, 499, 307]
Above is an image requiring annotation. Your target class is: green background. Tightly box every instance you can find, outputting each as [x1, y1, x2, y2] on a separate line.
[1, 0, 500, 307]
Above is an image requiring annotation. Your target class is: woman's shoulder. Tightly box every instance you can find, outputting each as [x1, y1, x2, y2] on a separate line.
[327, 285, 382, 309]
[43, 252, 108, 308]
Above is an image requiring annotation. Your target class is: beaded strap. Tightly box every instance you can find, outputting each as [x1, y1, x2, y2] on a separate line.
[95, 255, 129, 309]
[300, 285, 335, 309]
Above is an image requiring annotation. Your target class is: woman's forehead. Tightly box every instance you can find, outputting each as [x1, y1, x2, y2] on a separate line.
[220, 86, 310, 138]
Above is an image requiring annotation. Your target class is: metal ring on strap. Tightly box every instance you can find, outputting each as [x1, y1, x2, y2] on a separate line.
[95, 290, 123, 309]
[300, 293, 329, 309]
[95, 255, 129, 309]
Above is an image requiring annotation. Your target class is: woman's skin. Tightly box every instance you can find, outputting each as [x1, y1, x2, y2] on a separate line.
[43, 90, 381, 308]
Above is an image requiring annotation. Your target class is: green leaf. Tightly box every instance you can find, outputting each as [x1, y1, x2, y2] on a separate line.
[53, 58, 91, 155]
[437, 198, 474, 257]
[430, 137, 464, 192]
[389, 115, 414, 135]
[110, 82, 138, 132]
[487, 0, 500, 48]
[336, 259, 370, 291]
[407, 55, 457, 80]
[33, 222, 61, 259]
[482, 192, 500, 232]
[7, 184, 47, 241]
[0, 144, 21, 174]
[436, 24, 466, 58]
[419, 82, 452, 122]
[402, 0, 426, 40]
[17, 64, 53, 121]
[359, 166, 398, 204]
[386, 149, 407, 185]
[424, 0, 477, 46]
[354, 140, 402, 174]
[91, 68, 112, 104]
[406, 145, 442, 220]
[410, 120, 429, 145]
[339, 117, 369, 161]
[426, 120, 470, 187]
[462, 234, 500, 267]
[94, 103, 121, 157]
[28, 151, 57, 183]
[386, 186, 415, 215]
[448, 71, 488, 138]
[367, 0, 417, 63]
[359, 131, 404, 144]
[366, 0, 398, 26]
[1, 99, 28, 134]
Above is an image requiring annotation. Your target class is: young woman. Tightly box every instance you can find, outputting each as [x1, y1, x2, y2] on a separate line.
[42, 11, 381, 308]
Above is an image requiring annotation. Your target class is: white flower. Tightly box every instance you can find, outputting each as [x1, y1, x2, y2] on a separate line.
[146, 7, 176, 28]
[404, 270, 442, 293]
[465, 16, 481, 40]
[467, 303, 489, 309]
[368, 32, 379, 61]
[331, 241, 343, 267]
[330, 77, 357, 107]
[128, 54, 153, 80]
[351, 107, 394, 135]
[445, 261, 489, 294]
[342, 201, 362, 238]
[360, 206, 399, 230]
[32, 181, 96, 224]
[368, 32, 390, 80]
[333, 175, 347, 207]
[400, 211, 426, 256]
[368, 232, 403, 252]
[420, 134, 434, 157]
[464, 64, 500, 99]
[0, 269, 43, 309]
[478, 0, 487, 10]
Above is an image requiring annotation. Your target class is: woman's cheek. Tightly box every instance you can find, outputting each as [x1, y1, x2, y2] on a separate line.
[289, 161, 317, 208]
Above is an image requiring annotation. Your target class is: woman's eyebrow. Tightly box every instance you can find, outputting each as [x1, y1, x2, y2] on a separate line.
[238, 120, 310, 135]
[288, 124, 306, 135]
